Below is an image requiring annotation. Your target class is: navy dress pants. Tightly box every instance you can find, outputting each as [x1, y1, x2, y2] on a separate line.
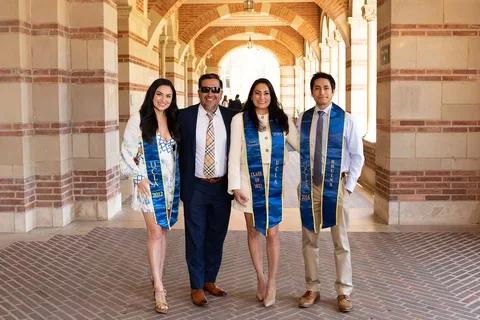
[183, 178, 232, 289]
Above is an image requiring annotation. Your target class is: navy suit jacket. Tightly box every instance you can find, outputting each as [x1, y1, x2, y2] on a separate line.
[178, 104, 237, 202]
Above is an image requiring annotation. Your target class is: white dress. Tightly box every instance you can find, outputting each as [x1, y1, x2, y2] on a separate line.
[227, 112, 299, 213]
[120, 112, 176, 213]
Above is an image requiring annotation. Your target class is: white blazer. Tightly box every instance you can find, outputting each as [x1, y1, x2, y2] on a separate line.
[228, 112, 299, 213]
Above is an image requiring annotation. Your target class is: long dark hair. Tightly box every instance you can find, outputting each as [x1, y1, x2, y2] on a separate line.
[244, 78, 289, 134]
[139, 78, 180, 143]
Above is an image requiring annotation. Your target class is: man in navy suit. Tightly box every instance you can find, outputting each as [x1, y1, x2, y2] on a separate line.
[178, 73, 236, 307]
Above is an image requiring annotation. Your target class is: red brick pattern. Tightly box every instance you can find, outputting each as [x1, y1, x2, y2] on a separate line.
[376, 168, 480, 201]
[136, 0, 144, 14]
[178, 3, 319, 46]
[118, 30, 148, 46]
[378, 24, 480, 41]
[378, 69, 480, 83]
[0, 121, 118, 137]
[0, 228, 478, 319]
[150, 0, 183, 20]
[74, 166, 120, 202]
[0, 167, 119, 213]
[0, 177, 35, 213]
[363, 143, 376, 171]
[377, 119, 480, 133]
[0, 68, 118, 84]
[35, 173, 74, 209]
[118, 82, 150, 92]
[118, 54, 158, 72]
[0, 20, 118, 44]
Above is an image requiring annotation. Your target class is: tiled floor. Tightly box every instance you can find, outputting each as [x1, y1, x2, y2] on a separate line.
[1, 152, 480, 319]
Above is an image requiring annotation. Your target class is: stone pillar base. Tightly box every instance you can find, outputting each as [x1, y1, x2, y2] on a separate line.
[360, 166, 375, 191]
[375, 195, 480, 225]
[0, 210, 37, 233]
[36, 204, 75, 228]
[120, 178, 133, 203]
[75, 193, 122, 221]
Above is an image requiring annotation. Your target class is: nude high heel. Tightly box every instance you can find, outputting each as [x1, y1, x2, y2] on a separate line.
[154, 288, 168, 314]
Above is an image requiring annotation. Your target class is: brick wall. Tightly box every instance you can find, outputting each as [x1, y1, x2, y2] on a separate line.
[376, 169, 480, 202]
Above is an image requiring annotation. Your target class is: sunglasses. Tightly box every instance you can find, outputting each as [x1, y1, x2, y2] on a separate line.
[199, 86, 221, 94]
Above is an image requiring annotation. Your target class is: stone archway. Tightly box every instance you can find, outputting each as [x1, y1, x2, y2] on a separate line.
[177, 3, 321, 59]
[195, 26, 304, 60]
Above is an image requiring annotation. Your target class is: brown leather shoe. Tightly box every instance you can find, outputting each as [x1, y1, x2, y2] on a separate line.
[191, 289, 208, 307]
[298, 291, 320, 308]
[203, 282, 227, 296]
[337, 295, 353, 312]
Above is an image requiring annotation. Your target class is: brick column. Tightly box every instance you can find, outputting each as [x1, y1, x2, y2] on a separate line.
[31, 0, 74, 228]
[0, 0, 35, 232]
[70, 0, 121, 221]
[185, 54, 197, 107]
[117, 4, 158, 202]
[280, 66, 295, 116]
[346, 17, 367, 134]
[293, 60, 304, 117]
[319, 42, 330, 73]
[302, 57, 311, 115]
[165, 40, 184, 102]
[159, 35, 168, 78]
[335, 30, 347, 108]
[375, 0, 480, 225]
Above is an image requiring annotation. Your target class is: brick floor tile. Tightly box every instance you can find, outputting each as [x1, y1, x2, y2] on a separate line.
[1, 228, 480, 319]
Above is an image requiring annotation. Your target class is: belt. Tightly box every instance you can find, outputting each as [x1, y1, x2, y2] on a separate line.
[196, 176, 224, 184]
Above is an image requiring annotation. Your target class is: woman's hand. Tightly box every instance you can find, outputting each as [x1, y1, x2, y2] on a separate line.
[233, 189, 249, 207]
[137, 178, 153, 199]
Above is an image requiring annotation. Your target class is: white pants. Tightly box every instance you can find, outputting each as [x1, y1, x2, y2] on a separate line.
[301, 178, 352, 295]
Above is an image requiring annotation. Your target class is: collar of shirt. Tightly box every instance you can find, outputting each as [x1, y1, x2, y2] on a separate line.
[199, 104, 218, 117]
[315, 103, 332, 115]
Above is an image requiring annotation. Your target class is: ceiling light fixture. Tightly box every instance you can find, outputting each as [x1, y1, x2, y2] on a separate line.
[244, 0, 254, 12]
[247, 37, 253, 49]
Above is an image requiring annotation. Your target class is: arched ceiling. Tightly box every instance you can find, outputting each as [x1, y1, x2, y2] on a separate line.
[195, 26, 304, 60]
[205, 40, 295, 67]
[146, 0, 352, 61]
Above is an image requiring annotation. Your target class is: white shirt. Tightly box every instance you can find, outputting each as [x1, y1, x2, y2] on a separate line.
[296, 104, 364, 192]
[195, 105, 228, 178]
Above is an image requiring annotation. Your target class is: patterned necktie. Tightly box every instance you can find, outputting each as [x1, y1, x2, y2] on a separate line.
[313, 111, 324, 185]
[203, 112, 215, 178]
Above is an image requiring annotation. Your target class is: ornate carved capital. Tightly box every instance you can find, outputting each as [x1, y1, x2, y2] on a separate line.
[333, 30, 343, 43]
[159, 35, 169, 48]
[362, 5, 377, 22]
[325, 36, 337, 48]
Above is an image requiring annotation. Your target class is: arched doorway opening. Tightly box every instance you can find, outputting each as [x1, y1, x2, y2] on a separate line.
[219, 47, 280, 105]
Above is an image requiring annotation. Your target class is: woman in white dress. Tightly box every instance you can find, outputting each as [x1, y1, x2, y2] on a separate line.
[228, 78, 299, 307]
[120, 78, 180, 314]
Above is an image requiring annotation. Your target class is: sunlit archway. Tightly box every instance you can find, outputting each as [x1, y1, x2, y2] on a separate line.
[220, 48, 280, 105]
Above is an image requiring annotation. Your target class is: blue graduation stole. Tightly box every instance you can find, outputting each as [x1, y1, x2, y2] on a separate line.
[141, 129, 180, 229]
[243, 112, 284, 236]
[299, 103, 345, 233]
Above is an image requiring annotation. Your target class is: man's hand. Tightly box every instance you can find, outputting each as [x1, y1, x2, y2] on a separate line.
[233, 189, 249, 207]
